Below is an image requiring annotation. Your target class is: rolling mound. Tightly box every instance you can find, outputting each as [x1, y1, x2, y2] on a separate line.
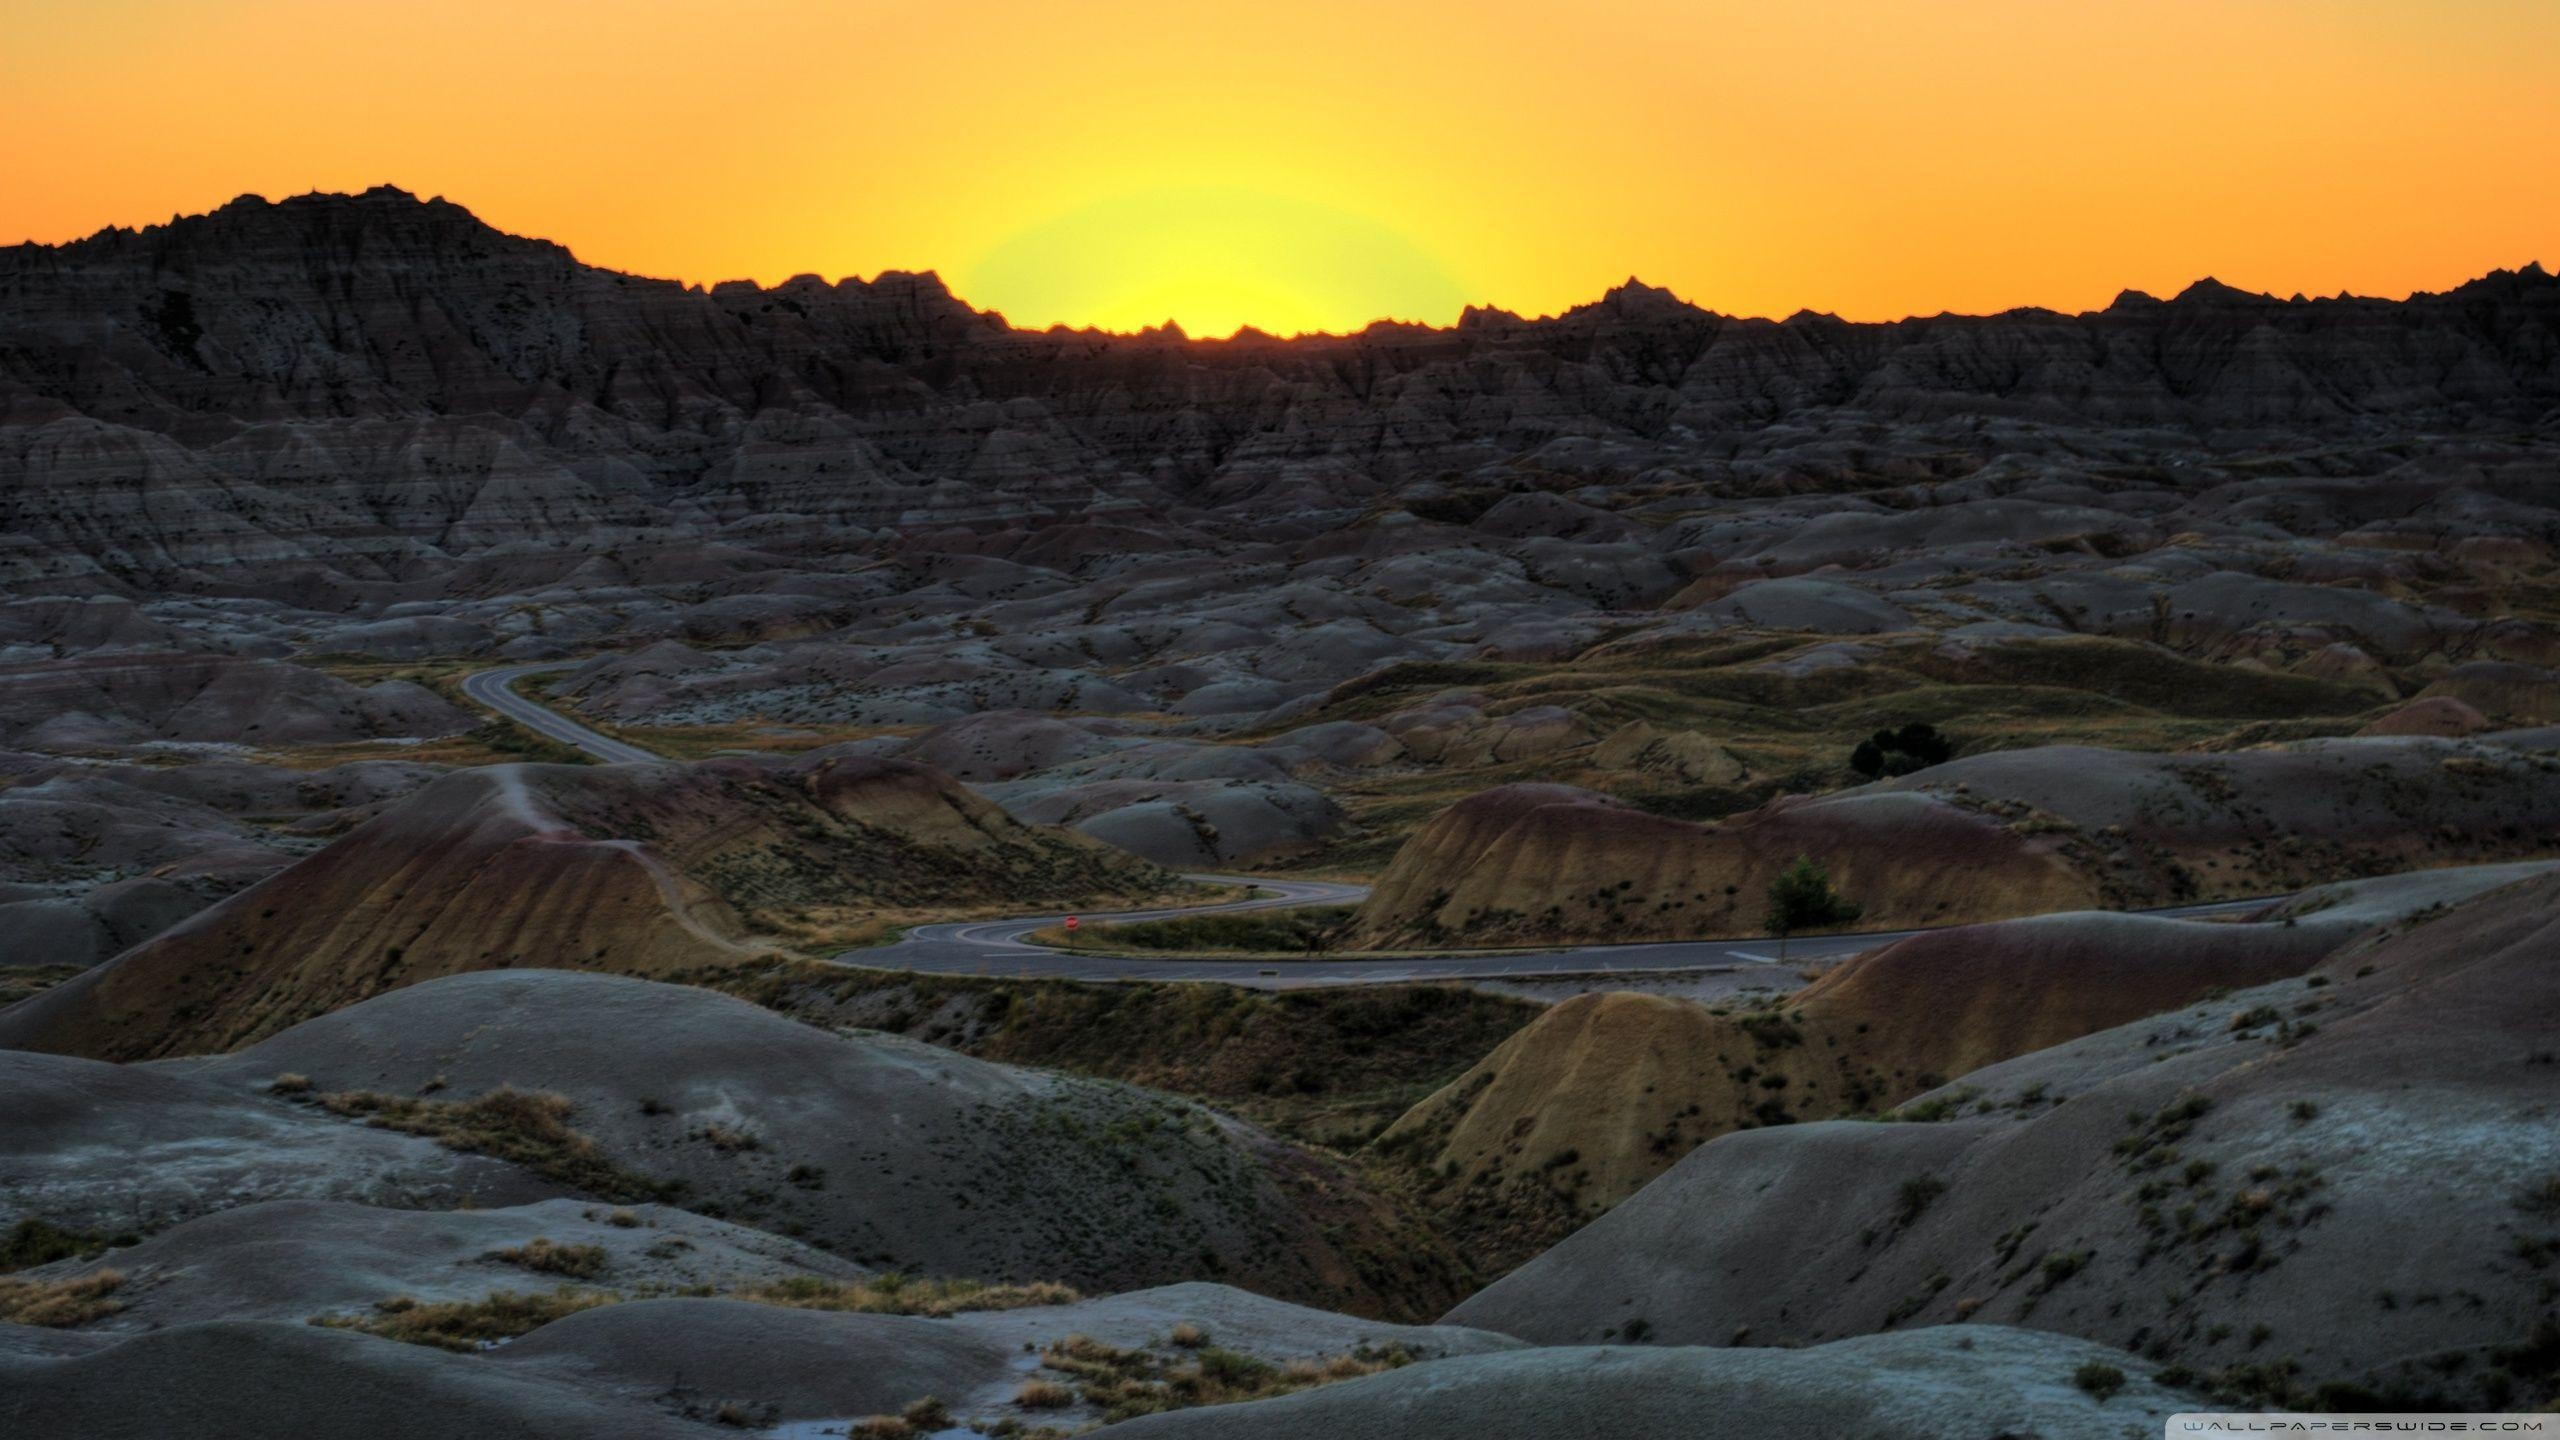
[1451, 869, 2560, 1411]
[490, 1298, 1017, 1425]
[32, 1199, 865, 1331]
[1348, 781, 2090, 947]
[1351, 735, 2560, 946]
[487, 1284, 1517, 1431]
[1106, 1327, 2189, 1440]
[162, 970, 1465, 1315]
[0, 756, 442, 969]
[0, 1322, 706, 1440]
[0, 1278, 1521, 1440]
[0, 653, 468, 750]
[0, 750, 1164, 1060]
[0, 1047, 557, 1236]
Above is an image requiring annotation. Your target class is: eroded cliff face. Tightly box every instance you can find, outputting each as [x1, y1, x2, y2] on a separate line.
[5, 187, 2556, 596]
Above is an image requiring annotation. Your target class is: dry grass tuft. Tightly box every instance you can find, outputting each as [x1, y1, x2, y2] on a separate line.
[315, 1270, 1078, 1352]
[1033, 1331, 1414, 1422]
[313, 1086, 674, 1202]
[309, 1287, 616, 1352]
[485, 1238, 609, 1279]
[1014, 1378, 1076, 1409]
[730, 1272, 1079, 1318]
[0, 1269, 125, 1327]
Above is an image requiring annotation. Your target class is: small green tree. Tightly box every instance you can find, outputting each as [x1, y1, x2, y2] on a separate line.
[1764, 856, 1860, 961]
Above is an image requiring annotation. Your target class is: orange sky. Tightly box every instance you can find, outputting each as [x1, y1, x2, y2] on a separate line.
[6, 1, 2556, 337]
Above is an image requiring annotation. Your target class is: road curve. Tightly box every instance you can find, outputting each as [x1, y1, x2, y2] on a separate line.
[460, 663, 661, 765]
[462, 660, 2292, 990]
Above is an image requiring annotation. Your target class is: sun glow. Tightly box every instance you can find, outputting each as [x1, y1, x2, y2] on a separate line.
[5, 1, 2556, 334]
[961, 189, 1470, 337]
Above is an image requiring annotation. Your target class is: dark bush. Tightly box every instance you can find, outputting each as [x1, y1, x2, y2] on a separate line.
[1851, 722, 1955, 778]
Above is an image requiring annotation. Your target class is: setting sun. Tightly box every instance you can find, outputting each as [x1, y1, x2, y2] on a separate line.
[963, 188, 1470, 336]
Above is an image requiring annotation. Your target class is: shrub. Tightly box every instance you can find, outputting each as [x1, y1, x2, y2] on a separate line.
[1765, 857, 1861, 958]
[1894, 1175, 1947, 1226]
[2073, 1361, 2127, 1401]
[0, 1218, 127, 1273]
[1851, 722, 1954, 778]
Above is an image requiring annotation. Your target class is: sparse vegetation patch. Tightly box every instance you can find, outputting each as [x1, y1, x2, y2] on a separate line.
[310, 1086, 678, 1203]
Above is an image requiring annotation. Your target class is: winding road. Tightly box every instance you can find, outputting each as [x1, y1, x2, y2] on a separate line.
[462, 662, 2285, 989]
[461, 662, 662, 765]
[843, 882, 2275, 987]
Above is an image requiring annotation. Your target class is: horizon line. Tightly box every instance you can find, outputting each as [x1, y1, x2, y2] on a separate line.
[13, 184, 2555, 345]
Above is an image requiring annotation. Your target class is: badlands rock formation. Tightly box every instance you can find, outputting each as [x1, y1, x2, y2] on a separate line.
[4, 189, 2559, 1436]
[1454, 870, 2560, 1411]
[0, 751, 1164, 1059]
[190, 972, 1461, 1309]
[1375, 860, 2556, 1268]
[1350, 736, 2560, 946]
[4, 190, 2557, 601]
[11, 970, 1463, 1313]
[0, 654, 466, 750]
[0, 754, 442, 969]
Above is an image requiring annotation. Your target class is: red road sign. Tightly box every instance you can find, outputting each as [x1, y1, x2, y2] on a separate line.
[1064, 915, 1079, 931]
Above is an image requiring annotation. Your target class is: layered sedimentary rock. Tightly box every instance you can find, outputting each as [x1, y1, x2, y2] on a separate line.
[0, 751, 1163, 1059]
[1452, 869, 2560, 1411]
[4, 188, 2557, 597]
[1373, 861, 2551, 1268]
[1348, 736, 2560, 946]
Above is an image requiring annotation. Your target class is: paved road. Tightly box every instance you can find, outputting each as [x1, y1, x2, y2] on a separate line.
[460, 663, 661, 765]
[461, 661, 2287, 989]
[844, 886, 2278, 989]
